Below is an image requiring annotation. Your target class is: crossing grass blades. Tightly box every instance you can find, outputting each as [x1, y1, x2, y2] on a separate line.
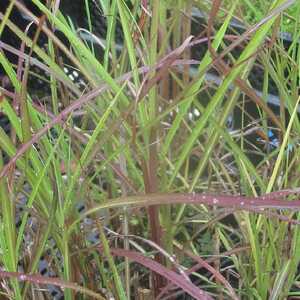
[1, 0, 300, 299]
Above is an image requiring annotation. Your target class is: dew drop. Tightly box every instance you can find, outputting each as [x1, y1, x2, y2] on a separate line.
[193, 108, 200, 117]
[19, 274, 26, 281]
[213, 198, 219, 204]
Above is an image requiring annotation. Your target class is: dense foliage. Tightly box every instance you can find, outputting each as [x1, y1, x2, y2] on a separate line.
[0, 0, 300, 299]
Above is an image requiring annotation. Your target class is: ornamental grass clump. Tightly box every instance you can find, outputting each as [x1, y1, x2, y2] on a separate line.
[0, 0, 300, 299]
